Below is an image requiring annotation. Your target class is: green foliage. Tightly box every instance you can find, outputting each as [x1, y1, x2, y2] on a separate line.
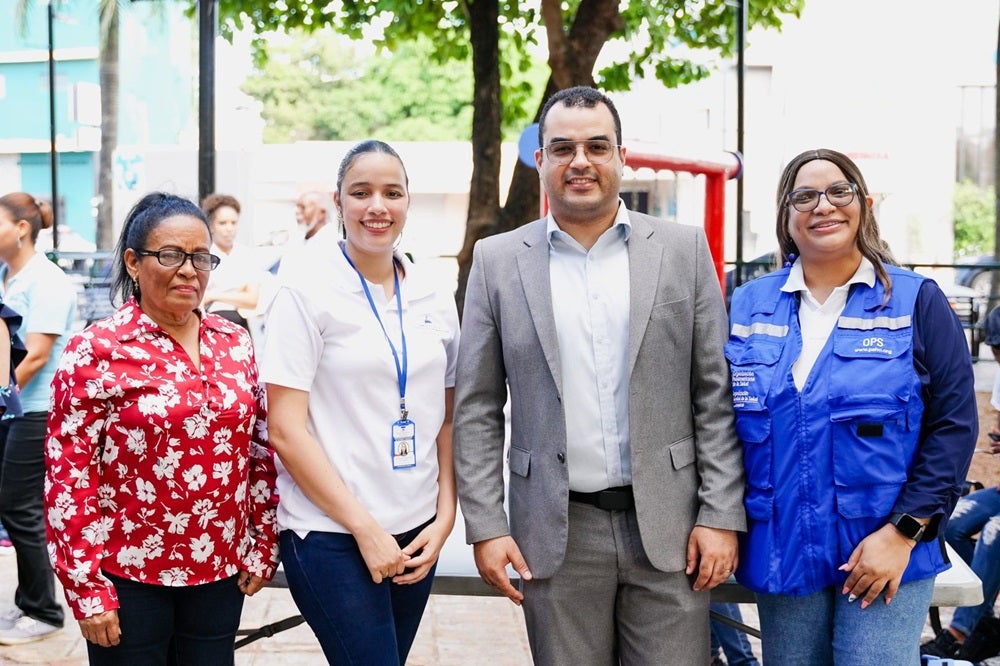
[954, 180, 996, 257]
[239, 32, 545, 142]
[218, 0, 803, 135]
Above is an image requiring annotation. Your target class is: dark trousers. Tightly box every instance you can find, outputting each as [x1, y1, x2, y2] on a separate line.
[87, 573, 245, 666]
[0, 412, 64, 626]
[279, 520, 437, 665]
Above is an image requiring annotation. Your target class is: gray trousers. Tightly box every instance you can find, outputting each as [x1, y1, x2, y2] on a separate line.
[521, 501, 709, 665]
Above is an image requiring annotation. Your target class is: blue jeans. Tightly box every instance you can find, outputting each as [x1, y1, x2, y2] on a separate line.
[87, 573, 245, 665]
[947, 486, 1000, 635]
[755, 577, 934, 665]
[710, 602, 759, 665]
[279, 519, 437, 665]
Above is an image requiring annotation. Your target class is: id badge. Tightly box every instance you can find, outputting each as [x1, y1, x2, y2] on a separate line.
[391, 419, 416, 469]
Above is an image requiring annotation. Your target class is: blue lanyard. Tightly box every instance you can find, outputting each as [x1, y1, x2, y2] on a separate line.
[339, 244, 408, 419]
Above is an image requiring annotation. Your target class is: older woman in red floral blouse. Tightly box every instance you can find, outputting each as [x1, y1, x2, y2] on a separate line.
[44, 192, 279, 665]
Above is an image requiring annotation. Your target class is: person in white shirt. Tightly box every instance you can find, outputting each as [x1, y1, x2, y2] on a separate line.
[261, 140, 459, 665]
[200, 193, 260, 332]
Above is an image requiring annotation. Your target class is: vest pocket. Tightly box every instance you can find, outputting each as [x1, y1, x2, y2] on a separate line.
[734, 410, 772, 491]
[830, 405, 908, 489]
[835, 483, 900, 519]
[744, 487, 774, 521]
[726, 339, 781, 414]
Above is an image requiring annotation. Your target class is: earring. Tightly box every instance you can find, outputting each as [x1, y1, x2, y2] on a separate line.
[16, 235, 21, 250]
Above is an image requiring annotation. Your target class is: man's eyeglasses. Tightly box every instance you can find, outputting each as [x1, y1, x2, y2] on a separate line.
[542, 140, 619, 166]
[786, 182, 858, 213]
[135, 248, 221, 271]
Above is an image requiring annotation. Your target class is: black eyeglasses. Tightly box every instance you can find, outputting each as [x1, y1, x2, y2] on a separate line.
[542, 140, 619, 166]
[135, 248, 221, 271]
[786, 182, 858, 212]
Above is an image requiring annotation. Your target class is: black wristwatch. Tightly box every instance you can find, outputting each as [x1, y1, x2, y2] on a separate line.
[889, 513, 926, 542]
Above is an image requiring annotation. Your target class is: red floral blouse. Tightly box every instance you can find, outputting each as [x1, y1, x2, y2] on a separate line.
[44, 298, 279, 619]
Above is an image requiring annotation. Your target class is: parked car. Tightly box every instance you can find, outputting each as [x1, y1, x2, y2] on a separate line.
[956, 254, 998, 296]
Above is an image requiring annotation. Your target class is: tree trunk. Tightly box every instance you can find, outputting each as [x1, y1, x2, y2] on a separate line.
[455, 0, 502, 317]
[96, 8, 118, 250]
[455, 0, 623, 312]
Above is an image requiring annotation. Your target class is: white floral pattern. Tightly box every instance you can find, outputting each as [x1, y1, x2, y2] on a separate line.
[44, 299, 279, 620]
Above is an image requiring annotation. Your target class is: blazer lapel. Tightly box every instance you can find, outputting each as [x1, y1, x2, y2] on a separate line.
[517, 224, 563, 397]
[627, 214, 662, 375]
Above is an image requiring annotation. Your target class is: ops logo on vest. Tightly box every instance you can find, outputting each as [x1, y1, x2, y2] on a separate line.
[853, 336, 893, 355]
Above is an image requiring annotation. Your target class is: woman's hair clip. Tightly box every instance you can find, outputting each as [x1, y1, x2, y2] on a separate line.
[783, 253, 797, 268]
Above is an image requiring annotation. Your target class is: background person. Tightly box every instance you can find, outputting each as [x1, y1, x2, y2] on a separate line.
[293, 190, 333, 243]
[44, 192, 280, 664]
[262, 140, 459, 664]
[200, 193, 261, 332]
[453, 85, 745, 665]
[726, 148, 977, 664]
[920, 305, 1000, 662]
[260, 190, 337, 323]
[0, 192, 76, 645]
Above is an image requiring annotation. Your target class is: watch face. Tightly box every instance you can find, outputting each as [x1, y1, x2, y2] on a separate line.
[893, 514, 922, 539]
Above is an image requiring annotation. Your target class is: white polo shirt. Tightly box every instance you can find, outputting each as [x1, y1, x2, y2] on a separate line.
[260, 241, 459, 536]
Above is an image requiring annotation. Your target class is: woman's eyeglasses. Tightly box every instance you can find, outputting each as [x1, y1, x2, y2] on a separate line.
[786, 182, 858, 213]
[135, 248, 221, 271]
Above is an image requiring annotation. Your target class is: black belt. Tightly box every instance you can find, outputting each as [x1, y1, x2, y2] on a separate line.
[569, 486, 634, 511]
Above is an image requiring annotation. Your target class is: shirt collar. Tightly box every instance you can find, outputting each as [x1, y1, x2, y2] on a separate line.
[545, 199, 632, 248]
[333, 241, 433, 300]
[0, 251, 45, 286]
[112, 297, 229, 343]
[781, 256, 876, 294]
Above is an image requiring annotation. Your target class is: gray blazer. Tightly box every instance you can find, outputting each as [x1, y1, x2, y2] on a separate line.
[453, 211, 746, 579]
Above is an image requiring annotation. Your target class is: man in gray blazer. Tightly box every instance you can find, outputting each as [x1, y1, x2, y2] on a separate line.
[454, 86, 746, 664]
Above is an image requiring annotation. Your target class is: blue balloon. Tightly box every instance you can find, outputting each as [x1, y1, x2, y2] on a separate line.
[518, 123, 540, 167]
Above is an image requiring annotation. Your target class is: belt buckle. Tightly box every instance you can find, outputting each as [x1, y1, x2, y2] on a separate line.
[595, 489, 631, 511]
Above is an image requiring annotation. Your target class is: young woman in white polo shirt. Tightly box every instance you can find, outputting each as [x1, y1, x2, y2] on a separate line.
[262, 139, 459, 665]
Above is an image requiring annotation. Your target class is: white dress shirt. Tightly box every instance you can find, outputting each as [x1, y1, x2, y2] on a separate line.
[781, 257, 876, 390]
[548, 202, 632, 492]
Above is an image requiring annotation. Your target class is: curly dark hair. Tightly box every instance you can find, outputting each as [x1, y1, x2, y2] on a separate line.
[200, 193, 241, 222]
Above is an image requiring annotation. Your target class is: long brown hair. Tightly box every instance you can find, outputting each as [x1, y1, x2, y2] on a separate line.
[775, 149, 898, 301]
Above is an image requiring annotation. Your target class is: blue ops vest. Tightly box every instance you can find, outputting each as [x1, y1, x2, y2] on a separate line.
[725, 266, 947, 596]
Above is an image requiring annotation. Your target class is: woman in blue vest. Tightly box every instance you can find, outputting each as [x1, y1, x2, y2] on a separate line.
[726, 149, 977, 665]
